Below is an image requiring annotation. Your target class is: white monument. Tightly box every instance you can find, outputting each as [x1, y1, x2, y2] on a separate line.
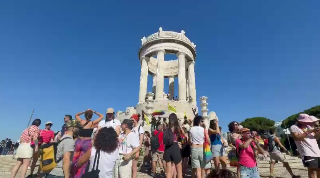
[116, 28, 216, 131]
[136, 27, 198, 121]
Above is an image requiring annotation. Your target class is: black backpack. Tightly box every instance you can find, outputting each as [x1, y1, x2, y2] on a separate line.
[151, 131, 161, 151]
[163, 128, 174, 147]
[268, 135, 276, 152]
[82, 150, 101, 178]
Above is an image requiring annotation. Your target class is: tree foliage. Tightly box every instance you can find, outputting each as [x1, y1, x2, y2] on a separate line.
[281, 105, 320, 128]
[240, 117, 275, 134]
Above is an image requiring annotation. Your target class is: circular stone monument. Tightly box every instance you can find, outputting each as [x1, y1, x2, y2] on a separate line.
[135, 27, 198, 123]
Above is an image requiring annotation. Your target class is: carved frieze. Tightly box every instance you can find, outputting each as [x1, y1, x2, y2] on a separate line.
[140, 43, 194, 61]
[147, 57, 179, 76]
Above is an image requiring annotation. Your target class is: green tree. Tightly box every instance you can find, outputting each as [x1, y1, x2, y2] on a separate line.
[240, 117, 275, 134]
[281, 105, 320, 128]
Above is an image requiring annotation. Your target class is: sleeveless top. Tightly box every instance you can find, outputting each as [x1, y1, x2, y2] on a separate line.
[210, 134, 222, 145]
[79, 121, 94, 137]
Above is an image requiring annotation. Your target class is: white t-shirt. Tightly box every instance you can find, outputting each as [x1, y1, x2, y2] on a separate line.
[118, 132, 140, 154]
[189, 126, 205, 144]
[98, 119, 121, 130]
[290, 125, 320, 157]
[89, 147, 119, 178]
[132, 125, 144, 142]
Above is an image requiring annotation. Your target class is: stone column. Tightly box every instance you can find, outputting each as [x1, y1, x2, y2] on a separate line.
[138, 57, 149, 104]
[188, 61, 196, 105]
[169, 76, 174, 100]
[200, 96, 209, 129]
[152, 74, 156, 94]
[156, 50, 165, 100]
[186, 71, 189, 100]
[177, 52, 186, 101]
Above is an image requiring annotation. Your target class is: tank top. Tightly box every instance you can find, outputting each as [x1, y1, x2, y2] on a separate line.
[79, 121, 94, 137]
[210, 134, 222, 145]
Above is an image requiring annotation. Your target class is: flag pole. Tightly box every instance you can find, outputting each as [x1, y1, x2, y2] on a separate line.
[26, 109, 35, 128]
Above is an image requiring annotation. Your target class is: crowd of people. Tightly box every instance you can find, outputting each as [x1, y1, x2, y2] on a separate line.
[7, 108, 320, 178]
[0, 138, 19, 156]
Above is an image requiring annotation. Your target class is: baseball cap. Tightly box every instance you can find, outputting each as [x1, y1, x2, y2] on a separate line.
[131, 114, 139, 122]
[106, 108, 114, 114]
[241, 128, 250, 132]
[45, 121, 53, 125]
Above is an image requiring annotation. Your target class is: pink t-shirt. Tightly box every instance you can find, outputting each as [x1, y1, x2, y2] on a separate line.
[236, 139, 257, 168]
[40, 130, 54, 144]
[290, 125, 320, 157]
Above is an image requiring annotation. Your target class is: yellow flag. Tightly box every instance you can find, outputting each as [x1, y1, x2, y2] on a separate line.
[144, 114, 150, 125]
[184, 112, 187, 117]
[168, 103, 177, 113]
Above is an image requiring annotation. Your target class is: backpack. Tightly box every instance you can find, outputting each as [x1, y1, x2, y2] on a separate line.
[39, 137, 71, 173]
[82, 149, 101, 178]
[163, 128, 174, 147]
[150, 131, 161, 151]
[267, 135, 276, 152]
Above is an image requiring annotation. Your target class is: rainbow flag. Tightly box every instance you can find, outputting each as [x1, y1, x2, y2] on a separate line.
[168, 104, 177, 113]
[152, 110, 165, 116]
[204, 137, 213, 163]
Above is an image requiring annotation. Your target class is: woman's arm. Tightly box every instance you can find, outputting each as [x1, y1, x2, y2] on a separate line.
[291, 131, 310, 141]
[208, 128, 220, 135]
[92, 110, 104, 126]
[75, 111, 86, 122]
[274, 137, 288, 152]
[77, 148, 92, 167]
[238, 138, 253, 149]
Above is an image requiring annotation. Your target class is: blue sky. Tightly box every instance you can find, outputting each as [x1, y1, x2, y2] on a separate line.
[1, 1, 320, 140]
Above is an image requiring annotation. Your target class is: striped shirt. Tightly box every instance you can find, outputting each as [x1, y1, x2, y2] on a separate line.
[20, 125, 40, 143]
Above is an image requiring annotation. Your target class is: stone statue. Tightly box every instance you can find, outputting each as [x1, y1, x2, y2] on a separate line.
[141, 36, 146, 45]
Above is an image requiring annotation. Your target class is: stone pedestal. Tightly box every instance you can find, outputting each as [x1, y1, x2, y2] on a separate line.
[169, 76, 174, 100]
[200, 96, 209, 129]
[145, 92, 154, 121]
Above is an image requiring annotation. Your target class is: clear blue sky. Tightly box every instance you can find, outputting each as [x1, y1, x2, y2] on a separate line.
[1, 1, 320, 140]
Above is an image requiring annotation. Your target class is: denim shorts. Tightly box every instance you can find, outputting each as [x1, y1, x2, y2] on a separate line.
[240, 166, 260, 178]
[211, 144, 227, 157]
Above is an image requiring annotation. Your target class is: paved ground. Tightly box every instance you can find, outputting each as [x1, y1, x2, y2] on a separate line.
[0, 154, 308, 178]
